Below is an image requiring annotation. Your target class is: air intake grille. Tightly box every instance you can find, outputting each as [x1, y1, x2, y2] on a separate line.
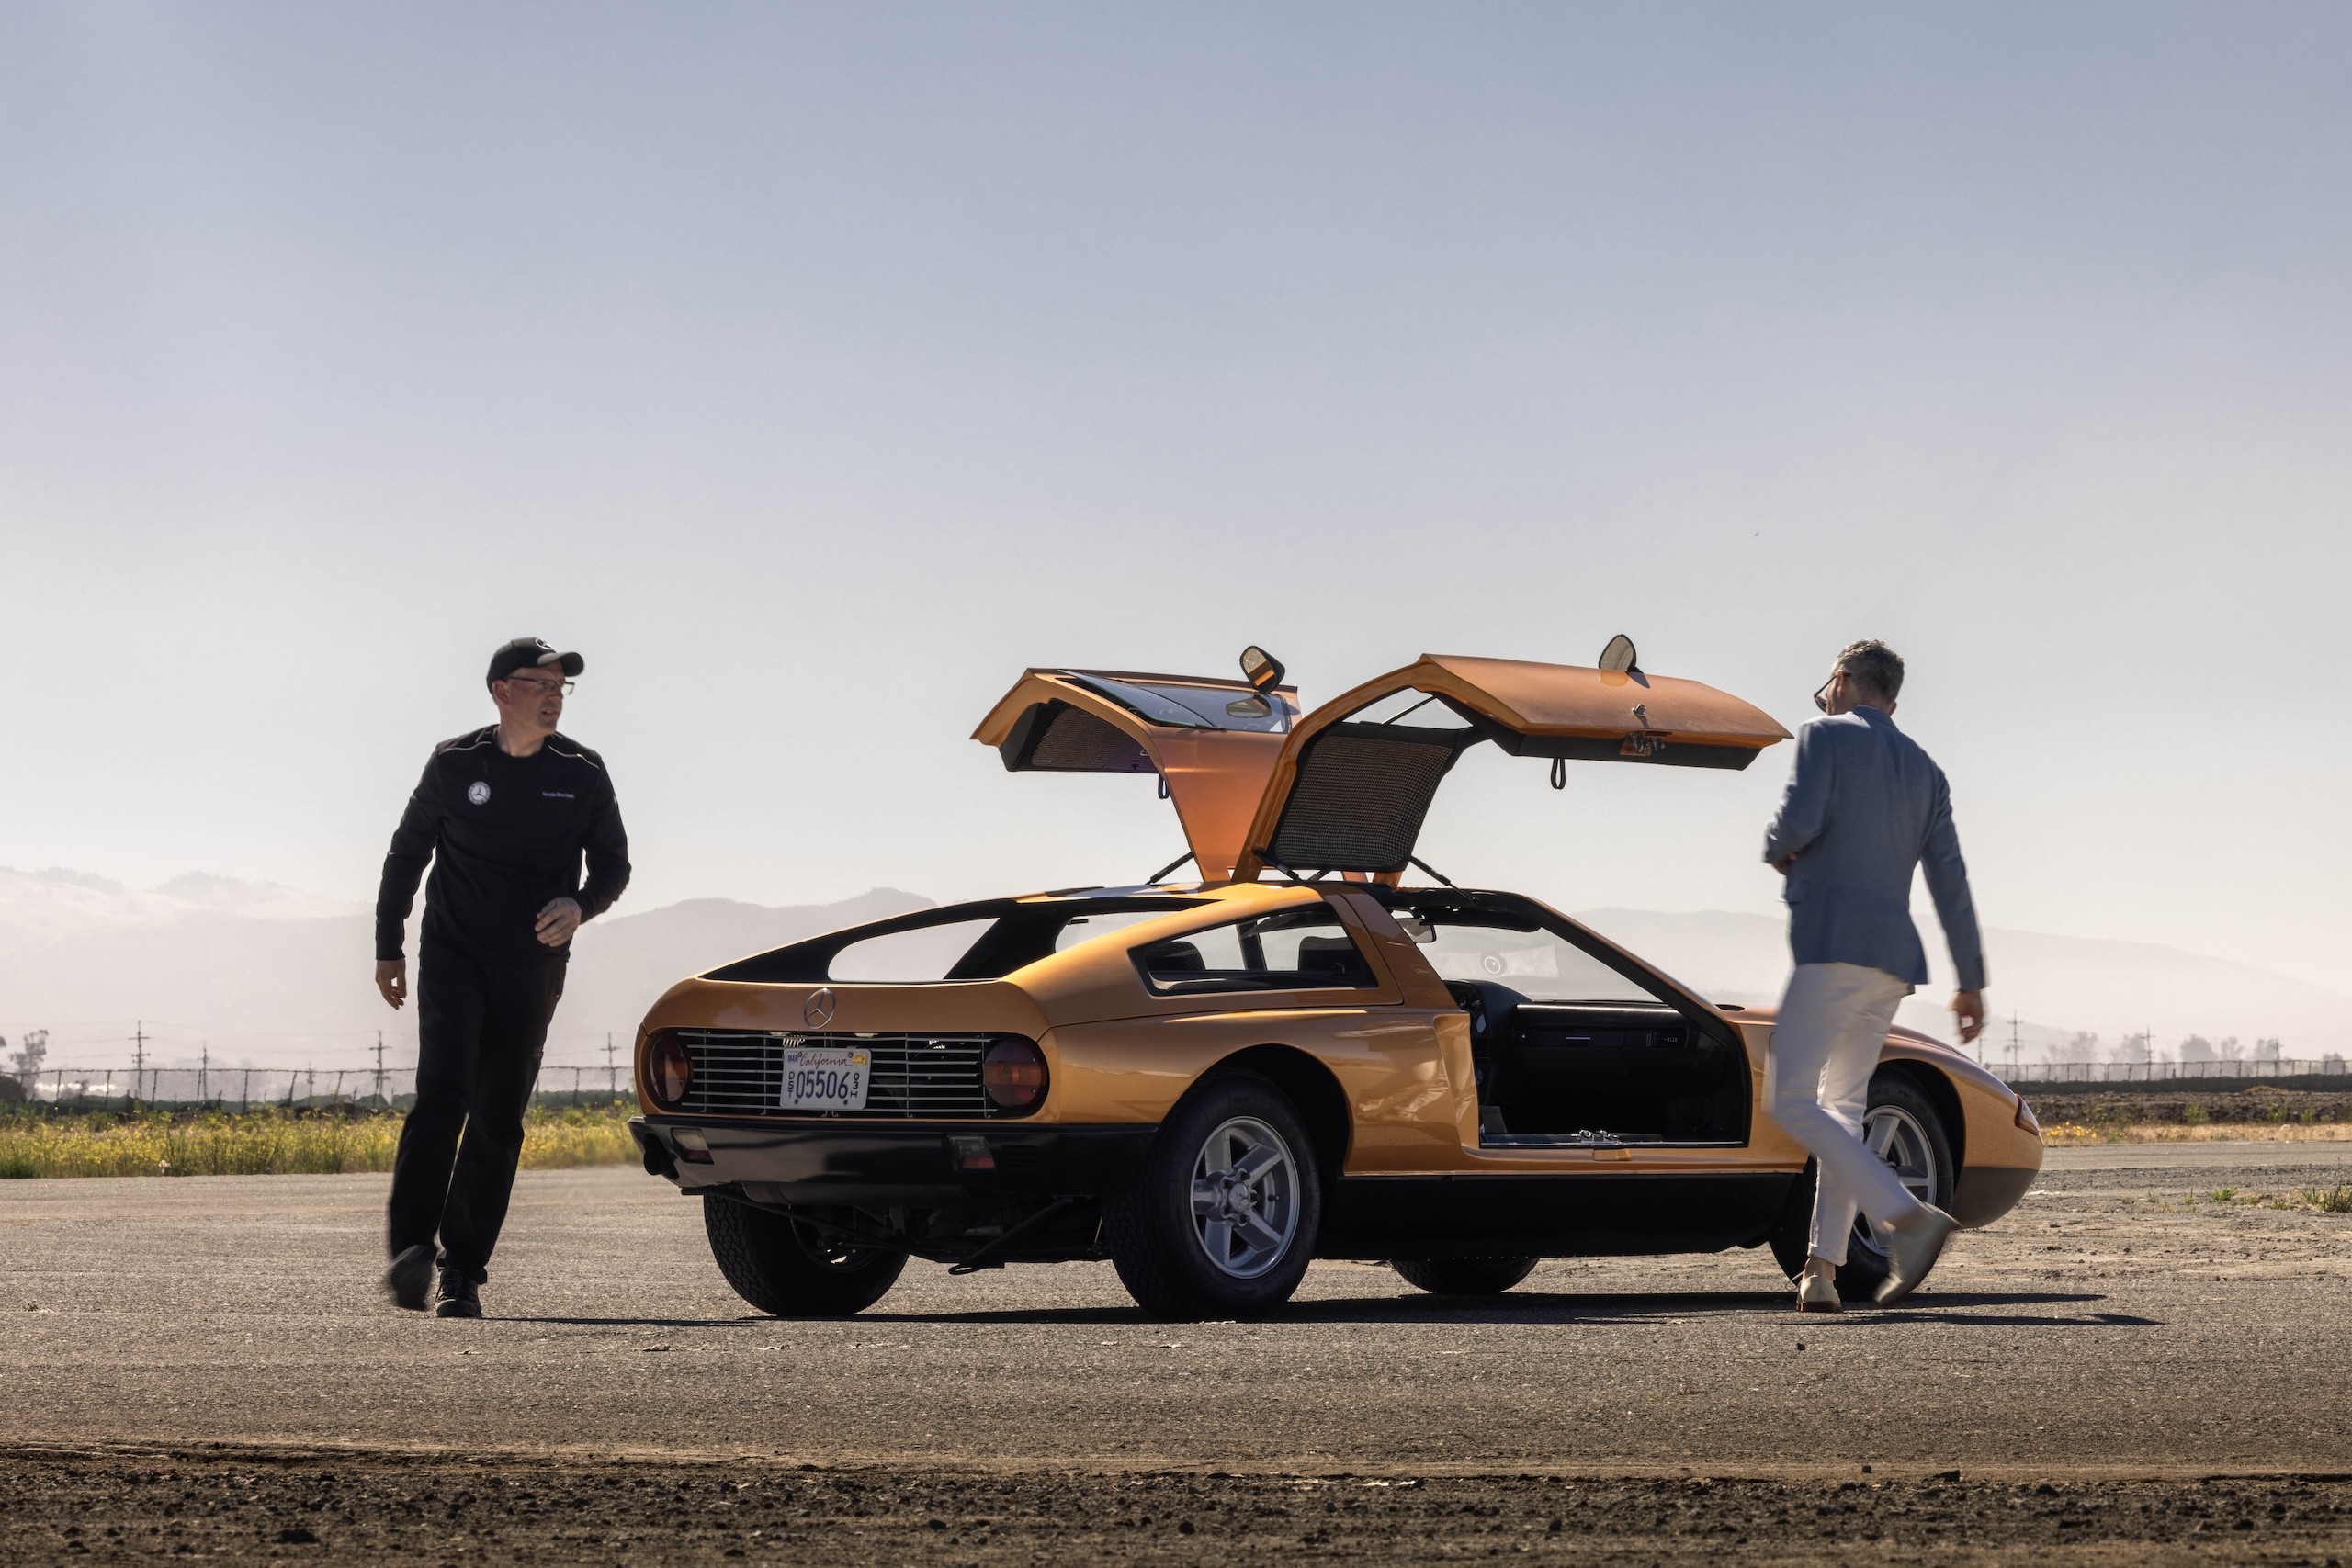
[671, 1029, 1017, 1118]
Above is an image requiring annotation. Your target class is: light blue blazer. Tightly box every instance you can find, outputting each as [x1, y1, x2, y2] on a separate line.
[1761, 705, 1986, 992]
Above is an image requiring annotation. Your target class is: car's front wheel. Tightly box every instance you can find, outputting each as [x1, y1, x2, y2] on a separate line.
[1105, 1072, 1321, 1321]
[703, 1196, 908, 1317]
[1392, 1257, 1539, 1295]
[1768, 1071, 1956, 1302]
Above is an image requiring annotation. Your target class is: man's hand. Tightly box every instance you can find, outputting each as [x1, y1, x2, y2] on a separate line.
[1951, 988, 1986, 1044]
[375, 959, 408, 1010]
[1771, 854, 1796, 877]
[535, 897, 584, 948]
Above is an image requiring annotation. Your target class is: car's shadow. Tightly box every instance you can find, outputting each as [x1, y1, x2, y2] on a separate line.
[492, 1291, 2154, 1332]
[854, 1288, 2147, 1328]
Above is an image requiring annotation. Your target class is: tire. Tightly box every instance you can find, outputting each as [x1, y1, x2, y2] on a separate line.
[1392, 1257, 1539, 1295]
[1768, 1071, 1956, 1303]
[1105, 1072, 1322, 1321]
[702, 1196, 908, 1317]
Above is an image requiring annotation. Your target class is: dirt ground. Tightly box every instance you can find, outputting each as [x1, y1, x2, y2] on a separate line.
[6, 1145, 2351, 1563]
[6, 1448, 2352, 1565]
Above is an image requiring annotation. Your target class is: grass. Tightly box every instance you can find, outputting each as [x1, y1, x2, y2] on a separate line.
[2145, 1183, 2352, 1215]
[0, 1104, 637, 1179]
[2040, 1120, 2352, 1146]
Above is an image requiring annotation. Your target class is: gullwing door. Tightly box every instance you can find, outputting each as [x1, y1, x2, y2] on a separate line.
[1231, 649, 1791, 881]
[972, 665, 1300, 884]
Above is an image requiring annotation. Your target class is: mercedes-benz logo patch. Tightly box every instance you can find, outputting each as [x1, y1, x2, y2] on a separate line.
[466, 781, 492, 806]
[803, 987, 837, 1029]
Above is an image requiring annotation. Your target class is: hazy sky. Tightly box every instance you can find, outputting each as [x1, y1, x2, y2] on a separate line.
[5, 4, 2348, 998]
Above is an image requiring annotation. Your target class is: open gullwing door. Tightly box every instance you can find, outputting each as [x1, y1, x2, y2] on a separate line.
[972, 667, 1300, 884]
[1230, 653, 1791, 882]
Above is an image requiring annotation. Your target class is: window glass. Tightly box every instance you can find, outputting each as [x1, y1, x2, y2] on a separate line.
[1342, 688, 1476, 729]
[1053, 908, 1182, 952]
[1063, 673, 1295, 734]
[828, 919, 996, 983]
[1415, 919, 1665, 1005]
[1134, 905, 1378, 994]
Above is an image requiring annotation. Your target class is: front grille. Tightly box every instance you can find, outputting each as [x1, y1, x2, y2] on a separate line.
[670, 1029, 1018, 1119]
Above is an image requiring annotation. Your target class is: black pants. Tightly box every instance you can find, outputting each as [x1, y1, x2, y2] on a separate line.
[386, 942, 566, 1280]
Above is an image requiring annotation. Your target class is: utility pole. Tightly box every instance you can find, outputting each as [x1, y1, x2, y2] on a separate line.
[199, 1043, 209, 1106]
[2008, 1011, 2020, 1078]
[373, 1032, 388, 1106]
[605, 1032, 619, 1097]
[131, 1020, 147, 1107]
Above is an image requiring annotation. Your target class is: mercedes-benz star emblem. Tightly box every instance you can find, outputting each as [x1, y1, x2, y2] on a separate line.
[802, 987, 837, 1029]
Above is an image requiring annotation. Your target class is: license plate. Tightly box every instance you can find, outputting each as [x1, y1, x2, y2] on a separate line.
[779, 1046, 870, 1111]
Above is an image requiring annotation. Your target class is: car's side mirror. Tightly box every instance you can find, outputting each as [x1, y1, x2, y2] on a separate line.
[1239, 645, 1287, 692]
[1598, 634, 1638, 675]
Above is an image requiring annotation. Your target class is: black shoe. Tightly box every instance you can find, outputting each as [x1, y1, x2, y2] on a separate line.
[433, 1269, 482, 1319]
[383, 1244, 435, 1312]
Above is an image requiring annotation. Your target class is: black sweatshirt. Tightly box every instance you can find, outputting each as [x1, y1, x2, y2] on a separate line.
[374, 728, 631, 963]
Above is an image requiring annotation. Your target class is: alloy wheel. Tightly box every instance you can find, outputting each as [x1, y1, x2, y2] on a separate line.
[1188, 1115, 1300, 1280]
[1849, 1103, 1941, 1262]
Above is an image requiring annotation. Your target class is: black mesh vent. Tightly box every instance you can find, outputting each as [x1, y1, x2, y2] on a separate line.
[1267, 724, 1483, 872]
[1004, 702, 1153, 773]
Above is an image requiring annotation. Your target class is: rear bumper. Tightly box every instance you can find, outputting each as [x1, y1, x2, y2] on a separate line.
[630, 1115, 1157, 1206]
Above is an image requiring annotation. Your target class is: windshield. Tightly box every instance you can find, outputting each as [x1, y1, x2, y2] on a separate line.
[1062, 673, 1295, 734]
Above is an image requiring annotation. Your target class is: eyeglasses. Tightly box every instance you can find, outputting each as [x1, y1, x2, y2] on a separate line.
[1812, 671, 1840, 714]
[501, 676, 574, 695]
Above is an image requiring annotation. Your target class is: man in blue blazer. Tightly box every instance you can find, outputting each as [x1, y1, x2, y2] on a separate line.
[1763, 639, 1986, 1312]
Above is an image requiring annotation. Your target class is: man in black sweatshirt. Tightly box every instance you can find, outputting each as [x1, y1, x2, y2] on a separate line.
[374, 637, 630, 1317]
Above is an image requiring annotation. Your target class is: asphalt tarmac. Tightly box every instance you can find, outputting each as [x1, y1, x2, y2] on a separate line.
[6, 1143, 2350, 1562]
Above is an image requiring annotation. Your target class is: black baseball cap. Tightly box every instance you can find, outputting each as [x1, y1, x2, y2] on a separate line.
[486, 637, 585, 689]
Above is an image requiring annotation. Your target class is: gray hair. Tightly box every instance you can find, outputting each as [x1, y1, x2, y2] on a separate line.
[1836, 639, 1905, 703]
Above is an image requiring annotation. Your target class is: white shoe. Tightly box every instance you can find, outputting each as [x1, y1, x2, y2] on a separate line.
[1795, 1269, 1842, 1314]
[1874, 1206, 1958, 1306]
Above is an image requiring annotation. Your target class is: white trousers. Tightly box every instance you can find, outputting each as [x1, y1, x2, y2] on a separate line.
[1768, 961, 1924, 1266]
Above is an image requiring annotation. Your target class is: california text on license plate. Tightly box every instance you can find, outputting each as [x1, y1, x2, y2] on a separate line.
[779, 1046, 870, 1111]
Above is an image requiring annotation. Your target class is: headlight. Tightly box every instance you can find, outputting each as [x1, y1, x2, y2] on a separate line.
[649, 1032, 694, 1108]
[981, 1038, 1049, 1112]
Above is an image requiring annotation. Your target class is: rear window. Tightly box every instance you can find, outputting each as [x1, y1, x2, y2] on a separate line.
[1133, 905, 1378, 994]
[828, 919, 1002, 983]
[701, 897, 1209, 985]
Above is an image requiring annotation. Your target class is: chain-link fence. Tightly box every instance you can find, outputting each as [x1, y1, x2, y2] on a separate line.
[2004, 1057, 2349, 1086]
[0, 1064, 631, 1111]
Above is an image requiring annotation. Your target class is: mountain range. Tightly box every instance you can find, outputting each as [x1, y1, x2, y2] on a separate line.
[3, 866, 2345, 1070]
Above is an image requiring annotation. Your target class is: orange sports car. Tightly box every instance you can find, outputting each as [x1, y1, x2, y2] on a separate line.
[629, 644, 2041, 1320]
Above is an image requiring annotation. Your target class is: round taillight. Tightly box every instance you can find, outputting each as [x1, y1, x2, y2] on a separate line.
[981, 1038, 1048, 1112]
[649, 1033, 693, 1108]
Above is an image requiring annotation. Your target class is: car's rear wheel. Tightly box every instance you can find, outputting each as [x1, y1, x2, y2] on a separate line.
[1105, 1072, 1321, 1321]
[703, 1196, 908, 1317]
[1769, 1072, 1956, 1302]
[1391, 1257, 1539, 1295]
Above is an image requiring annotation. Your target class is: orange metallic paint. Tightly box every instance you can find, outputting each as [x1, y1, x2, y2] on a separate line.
[971, 671, 1295, 883]
[1232, 654, 1792, 881]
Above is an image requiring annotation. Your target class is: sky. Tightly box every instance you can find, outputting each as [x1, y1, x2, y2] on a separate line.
[4, 3, 2348, 998]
